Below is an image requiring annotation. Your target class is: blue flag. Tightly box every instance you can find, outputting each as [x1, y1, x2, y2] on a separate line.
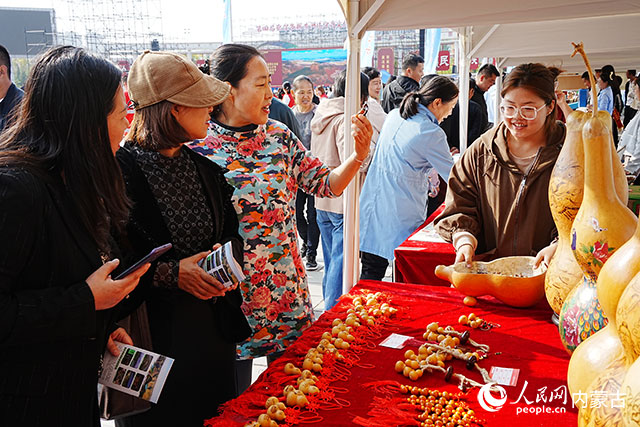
[222, 0, 232, 44]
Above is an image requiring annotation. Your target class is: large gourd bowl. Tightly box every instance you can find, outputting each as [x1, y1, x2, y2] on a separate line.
[434, 256, 547, 308]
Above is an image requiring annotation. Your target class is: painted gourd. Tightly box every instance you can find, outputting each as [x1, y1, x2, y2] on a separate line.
[434, 256, 546, 308]
[564, 43, 636, 427]
[545, 111, 588, 314]
[620, 358, 640, 427]
[559, 103, 636, 353]
[577, 349, 629, 426]
[567, 325, 624, 396]
[545, 103, 629, 315]
[616, 272, 640, 362]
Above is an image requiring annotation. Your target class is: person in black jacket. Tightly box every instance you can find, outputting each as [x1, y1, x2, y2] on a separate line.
[381, 52, 424, 113]
[0, 46, 148, 426]
[0, 44, 24, 131]
[440, 78, 484, 152]
[471, 63, 500, 132]
[115, 51, 250, 427]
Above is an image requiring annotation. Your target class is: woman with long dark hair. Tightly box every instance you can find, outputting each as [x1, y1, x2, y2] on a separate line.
[189, 44, 372, 392]
[359, 75, 458, 280]
[0, 46, 148, 426]
[436, 63, 566, 266]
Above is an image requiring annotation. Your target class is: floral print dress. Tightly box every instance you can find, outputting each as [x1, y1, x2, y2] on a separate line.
[189, 119, 334, 359]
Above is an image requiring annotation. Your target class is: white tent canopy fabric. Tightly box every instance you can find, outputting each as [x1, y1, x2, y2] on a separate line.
[471, 14, 640, 72]
[337, 0, 640, 293]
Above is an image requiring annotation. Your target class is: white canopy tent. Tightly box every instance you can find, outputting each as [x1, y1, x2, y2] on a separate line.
[336, 0, 640, 293]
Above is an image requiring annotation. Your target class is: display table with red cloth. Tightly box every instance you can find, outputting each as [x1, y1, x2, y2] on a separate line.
[206, 280, 577, 427]
[394, 204, 456, 286]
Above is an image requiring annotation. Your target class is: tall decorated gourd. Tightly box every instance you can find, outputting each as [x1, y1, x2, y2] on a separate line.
[563, 43, 637, 427]
[545, 113, 629, 316]
[545, 112, 588, 314]
[558, 43, 636, 353]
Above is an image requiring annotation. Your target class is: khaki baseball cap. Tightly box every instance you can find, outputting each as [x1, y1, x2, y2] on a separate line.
[128, 50, 230, 109]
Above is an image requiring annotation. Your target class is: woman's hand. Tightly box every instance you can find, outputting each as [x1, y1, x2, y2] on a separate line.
[106, 327, 133, 357]
[351, 114, 373, 162]
[455, 243, 475, 267]
[178, 252, 227, 300]
[87, 259, 150, 311]
[534, 241, 559, 268]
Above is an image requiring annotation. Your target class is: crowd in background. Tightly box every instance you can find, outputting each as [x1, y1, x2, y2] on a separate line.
[2, 40, 640, 427]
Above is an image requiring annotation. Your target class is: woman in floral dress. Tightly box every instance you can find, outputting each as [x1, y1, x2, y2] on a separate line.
[189, 43, 372, 392]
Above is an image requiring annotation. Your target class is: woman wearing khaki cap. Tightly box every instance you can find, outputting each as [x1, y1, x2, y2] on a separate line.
[189, 43, 373, 393]
[115, 50, 251, 427]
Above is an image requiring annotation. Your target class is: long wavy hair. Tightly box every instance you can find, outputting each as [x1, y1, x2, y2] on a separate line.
[0, 46, 129, 251]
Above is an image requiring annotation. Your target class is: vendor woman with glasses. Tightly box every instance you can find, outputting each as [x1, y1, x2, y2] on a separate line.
[435, 63, 565, 268]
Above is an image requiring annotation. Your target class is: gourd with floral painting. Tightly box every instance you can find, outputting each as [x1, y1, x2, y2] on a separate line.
[558, 43, 636, 354]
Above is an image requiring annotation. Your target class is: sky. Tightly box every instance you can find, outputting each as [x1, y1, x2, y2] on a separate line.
[0, 0, 344, 43]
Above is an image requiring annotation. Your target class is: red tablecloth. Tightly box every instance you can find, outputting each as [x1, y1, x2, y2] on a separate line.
[206, 280, 577, 427]
[394, 205, 456, 286]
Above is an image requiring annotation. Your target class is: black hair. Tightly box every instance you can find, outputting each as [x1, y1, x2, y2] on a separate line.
[0, 46, 129, 251]
[210, 43, 262, 88]
[628, 69, 637, 76]
[581, 71, 589, 80]
[292, 75, 313, 92]
[331, 70, 369, 103]
[362, 66, 380, 81]
[419, 74, 438, 88]
[402, 53, 424, 71]
[399, 75, 458, 119]
[0, 45, 11, 79]
[283, 81, 291, 92]
[501, 63, 563, 138]
[210, 43, 264, 118]
[478, 64, 500, 78]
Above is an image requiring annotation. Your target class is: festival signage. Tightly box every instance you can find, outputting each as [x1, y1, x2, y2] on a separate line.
[436, 50, 451, 72]
[377, 47, 394, 76]
[262, 50, 284, 86]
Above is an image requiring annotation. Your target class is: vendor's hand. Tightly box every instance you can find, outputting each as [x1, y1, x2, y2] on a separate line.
[87, 260, 150, 311]
[534, 241, 558, 268]
[450, 147, 460, 155]
[555, 90, 567, 105]
[455, 244, 474, 268]
[178, 252, 227, 300]
[212, 243, 222, 251]
[106, 327, 133, 357]
[351, 114, 373, 162]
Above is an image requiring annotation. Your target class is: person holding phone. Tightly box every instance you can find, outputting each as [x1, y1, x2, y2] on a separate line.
[0, 46, 149, 426]
[359, 76, 457, 281]
[309, 69, 373, 310]
[188, 44, 372, 393]
[115, 51, 251, 427]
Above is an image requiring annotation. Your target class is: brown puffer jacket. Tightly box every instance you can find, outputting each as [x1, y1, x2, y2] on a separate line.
[435, 121, 565, 258]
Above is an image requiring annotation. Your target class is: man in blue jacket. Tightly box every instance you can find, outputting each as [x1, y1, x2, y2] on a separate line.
[0, 45, 24, 132]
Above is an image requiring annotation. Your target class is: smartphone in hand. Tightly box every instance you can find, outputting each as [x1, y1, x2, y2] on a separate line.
[358, 102, 369, 117]
[113, 243, 172, 280]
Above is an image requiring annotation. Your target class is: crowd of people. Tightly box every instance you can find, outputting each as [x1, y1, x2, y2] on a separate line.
[1, 39, 640, 427]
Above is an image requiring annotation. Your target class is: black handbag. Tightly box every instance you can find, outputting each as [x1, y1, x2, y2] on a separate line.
[99, 302, 153, 420]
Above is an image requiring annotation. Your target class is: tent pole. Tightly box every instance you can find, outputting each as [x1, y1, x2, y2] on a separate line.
[343, 0, 361, 294]
[458, 26, 471, 153]
[494, 57, 503, 125]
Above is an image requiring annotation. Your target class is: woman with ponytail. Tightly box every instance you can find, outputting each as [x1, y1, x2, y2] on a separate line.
[359, 75, 458, 280]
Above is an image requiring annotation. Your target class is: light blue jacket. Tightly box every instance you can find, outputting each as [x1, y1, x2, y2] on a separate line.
[359, 105, 454, 260]
[598, 86, 614, 114]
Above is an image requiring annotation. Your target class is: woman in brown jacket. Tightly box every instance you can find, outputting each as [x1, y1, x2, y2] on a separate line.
[435, 64, 565, 266]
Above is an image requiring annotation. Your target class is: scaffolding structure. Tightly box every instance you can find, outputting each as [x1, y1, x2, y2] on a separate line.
[54, 0, 163, 64]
